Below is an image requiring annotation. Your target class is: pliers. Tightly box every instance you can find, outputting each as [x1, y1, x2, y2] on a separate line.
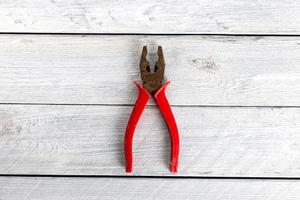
[124, 46, 180, 173]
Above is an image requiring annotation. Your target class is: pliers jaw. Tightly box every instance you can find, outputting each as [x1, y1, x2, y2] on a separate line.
[139, 46, 165, 95]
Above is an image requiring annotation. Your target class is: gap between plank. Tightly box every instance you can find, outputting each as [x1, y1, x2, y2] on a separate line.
[0, 102, 299, 108]
[0, 32, 300, 37]
[1, 174, 300, 180]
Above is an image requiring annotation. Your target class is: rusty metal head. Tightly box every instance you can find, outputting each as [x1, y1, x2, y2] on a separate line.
[139, 46, 165, 95]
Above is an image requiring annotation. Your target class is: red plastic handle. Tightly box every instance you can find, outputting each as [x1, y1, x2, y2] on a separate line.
[154, 81, 180, 173]
[124, 81, 150, 173]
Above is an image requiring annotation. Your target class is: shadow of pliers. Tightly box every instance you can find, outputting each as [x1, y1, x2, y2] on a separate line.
[124, 46, 180, 173]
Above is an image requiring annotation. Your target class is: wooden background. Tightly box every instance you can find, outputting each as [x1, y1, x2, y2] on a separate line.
[1, 0, 300, 199]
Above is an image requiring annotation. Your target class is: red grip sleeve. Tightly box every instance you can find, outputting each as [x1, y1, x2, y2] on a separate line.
[124, 81, 150, 173]
[154, 81, 180, 173]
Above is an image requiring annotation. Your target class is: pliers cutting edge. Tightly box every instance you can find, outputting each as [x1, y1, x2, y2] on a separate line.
[124, 46, 180, 173]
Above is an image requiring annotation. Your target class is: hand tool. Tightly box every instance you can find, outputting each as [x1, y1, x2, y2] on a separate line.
[124, 46, 180, 173]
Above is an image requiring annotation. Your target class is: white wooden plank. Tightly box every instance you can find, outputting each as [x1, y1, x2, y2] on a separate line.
[1, 0, 300, 34]
[1, 105, 300, 177]
[1, 177, 300, 200]
[1, 35, 300, 106]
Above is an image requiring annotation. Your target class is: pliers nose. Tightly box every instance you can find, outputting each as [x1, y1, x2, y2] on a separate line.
[140, 46, 165, 95]
[124, 46, 180, 173]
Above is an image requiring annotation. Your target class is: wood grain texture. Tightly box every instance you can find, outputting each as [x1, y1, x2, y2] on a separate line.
[1, 105, 300, 177]
[1, 0, 300, 34]
[1, 177, 300, 200]
[1, 35, 300, 106]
